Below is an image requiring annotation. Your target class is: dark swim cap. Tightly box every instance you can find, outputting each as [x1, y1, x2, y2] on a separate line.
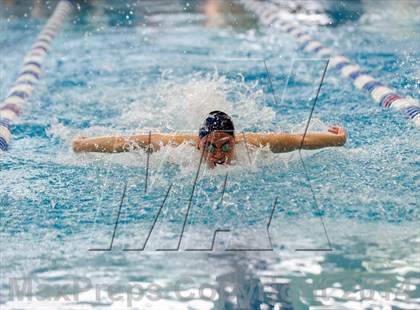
[199, 111, 235, 139]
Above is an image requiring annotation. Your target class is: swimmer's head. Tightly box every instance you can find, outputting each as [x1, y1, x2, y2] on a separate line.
[199, 111, 235, 139]
[198, 111, 235, 168]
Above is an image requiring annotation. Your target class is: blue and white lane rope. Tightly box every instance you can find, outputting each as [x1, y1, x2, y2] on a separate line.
[242, 0, 420, 127]
[0, 0, 73, 151]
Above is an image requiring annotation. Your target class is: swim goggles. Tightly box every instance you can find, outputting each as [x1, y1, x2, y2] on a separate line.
[205, 143, 231, 153]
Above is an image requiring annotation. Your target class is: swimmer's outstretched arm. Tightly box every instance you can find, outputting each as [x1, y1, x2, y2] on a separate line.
[242, 127, 347, 153]
[73, 127, 346, 153]
[73, 133, 198, 153]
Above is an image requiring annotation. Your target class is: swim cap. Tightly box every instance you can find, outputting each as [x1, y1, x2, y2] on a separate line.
[199, 111, 235, 139]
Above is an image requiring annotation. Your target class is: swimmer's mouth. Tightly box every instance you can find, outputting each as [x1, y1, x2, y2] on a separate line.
[214, 160, 226, 165]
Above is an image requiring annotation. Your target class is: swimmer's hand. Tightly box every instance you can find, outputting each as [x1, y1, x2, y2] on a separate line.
[327, 126, 347, 146]
[72, 136, 86, 152]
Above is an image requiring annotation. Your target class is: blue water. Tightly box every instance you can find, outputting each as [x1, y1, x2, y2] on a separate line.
[1, 0, 419, 309]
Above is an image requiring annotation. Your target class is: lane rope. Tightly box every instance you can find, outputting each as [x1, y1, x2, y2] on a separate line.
[0, 0, 73, 151]
[242, 0, 420, 127]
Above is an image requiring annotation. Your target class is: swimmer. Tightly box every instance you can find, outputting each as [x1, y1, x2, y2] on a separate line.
[73, 111, 347, 168]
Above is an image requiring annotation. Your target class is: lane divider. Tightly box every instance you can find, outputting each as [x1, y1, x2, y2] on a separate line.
[242, 0, 420, 127]
[0, 0, 73, 151]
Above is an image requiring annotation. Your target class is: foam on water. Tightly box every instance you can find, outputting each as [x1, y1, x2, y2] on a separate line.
[118, 70, 276, 131]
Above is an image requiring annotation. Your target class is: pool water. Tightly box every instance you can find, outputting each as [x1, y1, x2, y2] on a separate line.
[1, 0, 419, 309]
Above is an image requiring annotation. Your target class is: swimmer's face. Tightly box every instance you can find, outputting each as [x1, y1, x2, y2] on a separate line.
[199, 131, 235, 168]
